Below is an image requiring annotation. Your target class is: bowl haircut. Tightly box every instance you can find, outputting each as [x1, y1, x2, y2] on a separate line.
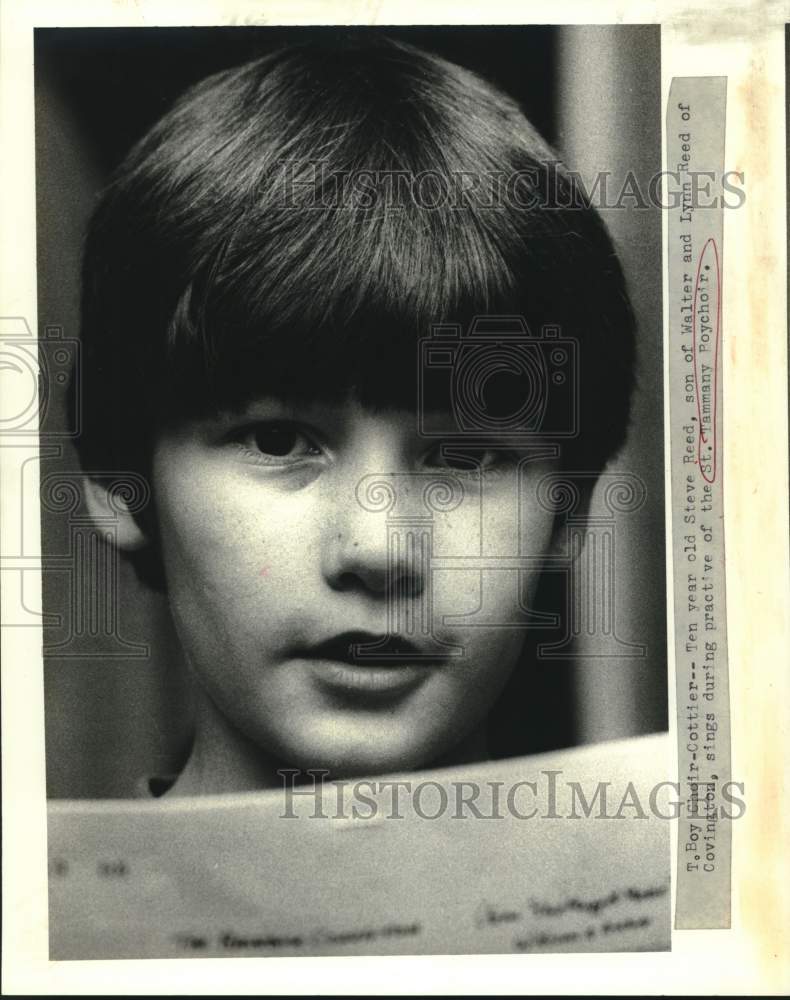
[75, 36, 638, 757]
[76, 35, 636, 477]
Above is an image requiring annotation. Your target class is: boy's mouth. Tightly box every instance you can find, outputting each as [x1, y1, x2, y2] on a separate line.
[297, 631, 446, 699]
[304, 630, 448, 665]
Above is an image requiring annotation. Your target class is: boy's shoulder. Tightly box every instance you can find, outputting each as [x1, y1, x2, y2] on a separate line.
[134, 774, 177, 799]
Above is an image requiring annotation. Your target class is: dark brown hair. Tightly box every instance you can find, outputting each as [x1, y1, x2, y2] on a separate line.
[74, 35, 636, 481]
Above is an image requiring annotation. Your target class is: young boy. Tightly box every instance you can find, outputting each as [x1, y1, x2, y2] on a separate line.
[75, 35, 636, 797]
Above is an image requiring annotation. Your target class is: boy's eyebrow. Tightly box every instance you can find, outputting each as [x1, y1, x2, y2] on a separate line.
[215, 396, 306, 419]
[230, 397, 296, 416]
[216, 396, 353, 424]
[222, 393, 422, 420]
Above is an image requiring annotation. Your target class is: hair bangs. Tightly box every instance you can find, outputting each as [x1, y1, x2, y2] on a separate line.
[162, 171, 525, 418]
[77, 36, 637, 479]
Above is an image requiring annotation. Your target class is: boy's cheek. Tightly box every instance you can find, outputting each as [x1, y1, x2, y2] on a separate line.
[432, 569, 487, 621]
[154, 477, 318, 586]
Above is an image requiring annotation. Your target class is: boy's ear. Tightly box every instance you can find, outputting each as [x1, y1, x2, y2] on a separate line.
[82, 475, 149, 551]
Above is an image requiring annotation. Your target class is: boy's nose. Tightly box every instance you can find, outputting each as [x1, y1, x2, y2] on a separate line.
[320, 479, 426, 599]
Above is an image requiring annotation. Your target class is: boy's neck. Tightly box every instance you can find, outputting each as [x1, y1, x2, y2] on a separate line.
[167, 694, 285, 797]
[166, 689, 490, 798]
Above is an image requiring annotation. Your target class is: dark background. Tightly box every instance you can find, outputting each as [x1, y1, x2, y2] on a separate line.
[35, 26, 557, 172]
[35, 25, 666, 798]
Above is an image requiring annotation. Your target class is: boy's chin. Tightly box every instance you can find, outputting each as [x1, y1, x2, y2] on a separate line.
[268, 720, 484, 781]
[266, 728, 455, 781]
[279, 741, 437, 781]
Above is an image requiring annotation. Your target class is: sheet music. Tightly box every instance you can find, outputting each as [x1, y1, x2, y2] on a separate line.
[48, 733, 670, 959]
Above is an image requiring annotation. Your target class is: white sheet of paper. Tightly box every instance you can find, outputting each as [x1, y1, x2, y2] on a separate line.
[47, 732, 671, 959]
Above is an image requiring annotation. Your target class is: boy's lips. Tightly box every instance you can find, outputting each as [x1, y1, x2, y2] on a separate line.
[302, 630, 448, 665]
[295, 630, 446, 698]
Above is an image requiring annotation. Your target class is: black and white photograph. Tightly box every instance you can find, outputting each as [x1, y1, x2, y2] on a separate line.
[34, 22, 670, 960]
[1, 0, 788, 993]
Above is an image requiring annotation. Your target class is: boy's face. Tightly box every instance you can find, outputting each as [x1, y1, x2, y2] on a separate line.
[151, 396, 558, 778]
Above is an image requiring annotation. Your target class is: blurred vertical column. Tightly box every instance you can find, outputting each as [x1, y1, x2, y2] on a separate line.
[554, 26, 667, 742]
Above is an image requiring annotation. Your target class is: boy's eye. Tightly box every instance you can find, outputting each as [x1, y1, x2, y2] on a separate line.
[233, 422, 322, 464]
[252, 425, 306, 456]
